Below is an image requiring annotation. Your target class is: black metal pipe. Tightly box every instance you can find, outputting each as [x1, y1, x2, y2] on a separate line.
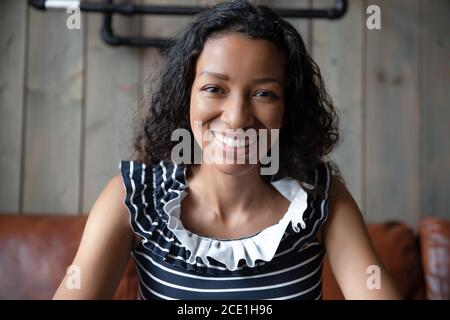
[28, 0, 348, 48]
[29, 0, 348, 19]
[101, 11, 175, 49]
[84, 1, 348, 19]
[83, 3, 206, 16]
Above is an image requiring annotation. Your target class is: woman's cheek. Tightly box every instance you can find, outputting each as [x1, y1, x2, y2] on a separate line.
[190, 96, 219, 145]
[255, 104, 284, 129]
[191, 95, 223, 124]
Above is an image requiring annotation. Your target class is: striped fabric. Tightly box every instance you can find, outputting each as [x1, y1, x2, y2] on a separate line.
[120, 160, 332, 300]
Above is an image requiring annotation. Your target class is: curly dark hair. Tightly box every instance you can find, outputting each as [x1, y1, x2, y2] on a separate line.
[132, 0, 340, 186]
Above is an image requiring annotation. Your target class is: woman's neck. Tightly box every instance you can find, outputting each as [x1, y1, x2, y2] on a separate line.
[186, 164, 274, 224]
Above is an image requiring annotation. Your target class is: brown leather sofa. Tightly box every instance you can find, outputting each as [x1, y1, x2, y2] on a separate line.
[0, 214, 449, 300]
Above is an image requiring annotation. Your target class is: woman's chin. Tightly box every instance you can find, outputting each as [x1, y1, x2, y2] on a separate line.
[211, 162, 257, 177]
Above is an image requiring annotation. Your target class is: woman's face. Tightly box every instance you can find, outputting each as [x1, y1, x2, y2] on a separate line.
[190, 32, 287, 176]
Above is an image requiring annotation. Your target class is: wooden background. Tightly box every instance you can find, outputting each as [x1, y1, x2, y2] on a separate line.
[0, 0, 449, 227]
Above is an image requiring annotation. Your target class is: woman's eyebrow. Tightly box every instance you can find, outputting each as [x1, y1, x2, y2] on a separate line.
[252, 77, 282, 86]
[199, 70, 229, 80]
[198, 70, 282, 86]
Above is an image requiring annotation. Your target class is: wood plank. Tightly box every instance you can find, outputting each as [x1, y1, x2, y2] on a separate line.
[22, 7, 83, 214]
[0, 0, 27, 213]
[140, 0, 199, 86]
[311, 0, 365, 214]
[421, 0, 450, 219]
[263, 0, 311, 51]
[365, 0, 421, 226]
[82, 2, 141, 213]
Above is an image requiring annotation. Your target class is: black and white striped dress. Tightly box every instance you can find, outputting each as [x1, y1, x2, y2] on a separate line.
[120, 160, 332, 300]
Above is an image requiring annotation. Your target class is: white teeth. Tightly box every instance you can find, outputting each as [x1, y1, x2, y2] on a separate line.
[212, 131, 249, 148]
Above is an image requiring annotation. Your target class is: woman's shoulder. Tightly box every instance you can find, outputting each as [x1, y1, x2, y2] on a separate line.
[298, 160, 334, 202]
[91, 174, 129, 224]
[80, 173, 137, 253]
[94, 174, 126, 208]
[96, 173, 147, 248]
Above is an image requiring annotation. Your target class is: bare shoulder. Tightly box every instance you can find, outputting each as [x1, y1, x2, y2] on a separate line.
[90, 175, 127, 220]
[96, 175, 126, 205]
[88, 174, 136, 245]
[328, 175, 356, 207]
[316, 175, 361, 243]
[53, 175, 134, 299]
[321, 175, 366, 241]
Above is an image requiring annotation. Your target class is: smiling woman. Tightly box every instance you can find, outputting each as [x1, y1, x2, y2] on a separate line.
[53, 0, 401, 300]
[189, 33, 286, 176]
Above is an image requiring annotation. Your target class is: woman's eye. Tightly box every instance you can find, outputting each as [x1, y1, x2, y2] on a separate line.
[203, 86, 222, 94]
[255, 91, 277, 98]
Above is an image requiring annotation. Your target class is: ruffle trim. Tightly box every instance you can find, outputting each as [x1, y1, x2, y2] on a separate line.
[164, 180, 308, 271]
[120, 160, 311, 272]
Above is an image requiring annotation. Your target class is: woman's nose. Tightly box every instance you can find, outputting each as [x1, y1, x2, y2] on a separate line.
[221, 94, 254, 129]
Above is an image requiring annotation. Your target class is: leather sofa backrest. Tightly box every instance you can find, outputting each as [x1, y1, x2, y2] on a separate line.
[0, 214, 137, 300]
[1, 214, 449, 300]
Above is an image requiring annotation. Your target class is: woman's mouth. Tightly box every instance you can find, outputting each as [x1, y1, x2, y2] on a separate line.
[209, 130, 258, 155]
[212, 131, 249, 148]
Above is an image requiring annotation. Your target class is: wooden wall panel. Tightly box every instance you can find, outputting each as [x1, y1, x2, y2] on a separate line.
[264, 0, 311, 50]
[22, 8, 83, 214]
[140, 0, 199, 94]
[365, 0, 421, 226]
[0, 0, 27, 213]
[81, 3, 141, 214]
[421, 0, 450, 219]
[312, 0, 365, 214]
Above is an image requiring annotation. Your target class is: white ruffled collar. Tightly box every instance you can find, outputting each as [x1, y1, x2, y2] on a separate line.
[162, 177, 309, 271]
